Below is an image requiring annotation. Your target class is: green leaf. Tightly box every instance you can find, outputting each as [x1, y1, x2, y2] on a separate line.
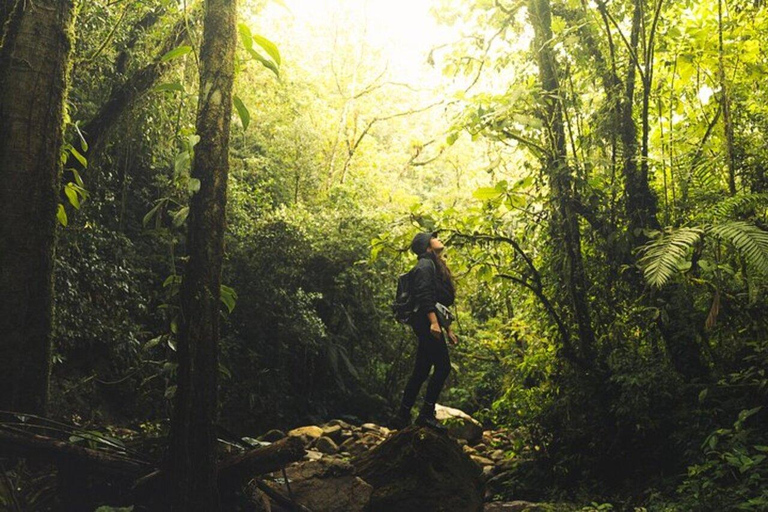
[238, 23, 254, 51]
[160, 45, 192, 62]
[220, 284, 238, 313]
[64, 183, 80, 209]
[188, 178, 201, 193]
[473, 187, 504, 201]
[638, 227, 704, 287]
[707, 221, 768, 275]
[253, 34, 281, 65]
[247, 48, 280, 78]
[143, 199, 166, 227]
[172, 206, 189, 227]
[70, 146, 87, 168]
[233, 95, 250, 131]
[74, 123, 88, 152]
[57, 203, 68, 227]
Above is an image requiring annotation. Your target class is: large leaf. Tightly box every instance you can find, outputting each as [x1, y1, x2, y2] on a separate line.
[233, 95, 250, 131]
[160, 45, 192, 62]
[707, 221, 768, 275]
[253, 34, 281, 65]
[638, 227, 704, 288]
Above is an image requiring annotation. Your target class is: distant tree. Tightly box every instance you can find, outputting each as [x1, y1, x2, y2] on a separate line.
[0, 0, 77, 414]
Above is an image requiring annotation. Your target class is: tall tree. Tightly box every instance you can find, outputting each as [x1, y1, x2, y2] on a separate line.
[528, 0, 595, 367]
[0, 0, 77, 414]
[167, 0, 237, 509]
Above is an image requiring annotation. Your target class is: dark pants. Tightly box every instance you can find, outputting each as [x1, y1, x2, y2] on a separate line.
[400, 314, 451, 409]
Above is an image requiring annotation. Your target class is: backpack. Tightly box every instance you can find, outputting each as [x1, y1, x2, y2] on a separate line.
[391, 269, 416, 324]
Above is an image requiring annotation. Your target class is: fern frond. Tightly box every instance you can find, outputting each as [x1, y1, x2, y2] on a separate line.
[711, 193, 768, 220]
[638, 228, 704, 288]
[706, 221, 768, 275]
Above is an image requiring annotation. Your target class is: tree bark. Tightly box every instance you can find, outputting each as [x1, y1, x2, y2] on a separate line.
[529, 0, 595, 367]
[0, 0, 77, 414]
[167, 0, 237, 509]
[718, 0, 737, 196]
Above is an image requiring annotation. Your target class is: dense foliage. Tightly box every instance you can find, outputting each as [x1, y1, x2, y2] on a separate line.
[2, 0, 768, 509]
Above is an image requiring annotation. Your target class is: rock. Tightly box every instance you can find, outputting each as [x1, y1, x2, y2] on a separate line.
[339, 429, 354, 441]
[339, 436, 367, 456]
[304, 449, 323, 461]
[463, 445, 477, 455]
[483, 502, 548, 511]
[471, 455, 495, 467]
[435, 404, 484, 444]
[482, 466, 495, 480]
[288, 425, 324, 444]
[322, 424, 344, 443]
[474, 443, 487, 452]
[326, 419, 354, 430]
[361, 423, 380, 432]
[259, 429, 286, 442]
[315, 436, 339, 455]
[355, 425, 484, 512]
[490, 449, 506, 461]
[269, 458, 372, 512]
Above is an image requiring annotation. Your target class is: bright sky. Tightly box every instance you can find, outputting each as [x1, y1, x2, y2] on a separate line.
[252, 0, 454, 87]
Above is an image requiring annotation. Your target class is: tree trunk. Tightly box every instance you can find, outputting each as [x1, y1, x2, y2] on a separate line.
[167, 0, 237, 509]
[718, 0, 737, 196]
[529, 0, 595, 367]
[0, 0, 77, 414]
[621, 0, 661, 240]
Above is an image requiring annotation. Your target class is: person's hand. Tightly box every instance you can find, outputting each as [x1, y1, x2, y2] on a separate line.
[447, 330, 459, 346]
[430, 322, 442, 339]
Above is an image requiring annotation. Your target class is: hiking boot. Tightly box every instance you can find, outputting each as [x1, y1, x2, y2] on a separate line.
[388, 405, 412, 430]
[415, 402, 447, 432]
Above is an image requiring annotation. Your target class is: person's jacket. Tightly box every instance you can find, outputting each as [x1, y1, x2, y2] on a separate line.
[411, 253, 455, 317]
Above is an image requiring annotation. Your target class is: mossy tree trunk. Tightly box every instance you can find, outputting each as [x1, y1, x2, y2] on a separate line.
[167, 0, 237, 509]
[0, 0, 76, 414]
[528, 0, 595, 367]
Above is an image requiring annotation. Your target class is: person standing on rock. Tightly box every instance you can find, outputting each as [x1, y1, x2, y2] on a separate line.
[391, 231, 458, 431]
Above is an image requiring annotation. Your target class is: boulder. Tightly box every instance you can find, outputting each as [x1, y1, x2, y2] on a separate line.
[315, 436, 339, 455]
[435, 404, 484, 444]
[268, 458, 372, 512]
[483, 502, 550, 511]
[321, 424, 343, 443]
[354, 425, 484, 512]
[287, 425, 324, 444]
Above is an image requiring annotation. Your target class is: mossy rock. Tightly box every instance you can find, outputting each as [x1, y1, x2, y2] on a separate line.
[354, 425, 484, 512]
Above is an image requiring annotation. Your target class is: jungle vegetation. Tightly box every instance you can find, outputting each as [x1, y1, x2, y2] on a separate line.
[1, 0, 768, 509]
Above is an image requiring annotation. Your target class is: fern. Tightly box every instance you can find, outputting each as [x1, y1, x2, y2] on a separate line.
[707, 221, 768, 276]
[711, 193, 768, 220]
[638, 227, 704, 288]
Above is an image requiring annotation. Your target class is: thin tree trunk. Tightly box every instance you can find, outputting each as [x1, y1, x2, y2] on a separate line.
[0, 0, 77, 414]
[718, 0, 737, 196]
[529, 0, 595, 367]
[167, 0, 237, 509]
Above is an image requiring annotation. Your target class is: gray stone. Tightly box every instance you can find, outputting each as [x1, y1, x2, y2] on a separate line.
[435, 404, 484, 444]
[315, 436, 339, 455]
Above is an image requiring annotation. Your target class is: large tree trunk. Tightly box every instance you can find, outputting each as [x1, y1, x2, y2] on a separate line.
[529, 0, 595, 367]
[167, 0, 237, 509]
[0, 0, 77, 414]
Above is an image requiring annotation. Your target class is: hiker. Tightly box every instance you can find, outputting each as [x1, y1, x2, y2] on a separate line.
[391, 231, 458, 430]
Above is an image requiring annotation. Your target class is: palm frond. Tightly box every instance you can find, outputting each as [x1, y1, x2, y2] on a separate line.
[706, 221, 768, 275]
[638, 227, 704, 288]
[711, 193, 768, 220]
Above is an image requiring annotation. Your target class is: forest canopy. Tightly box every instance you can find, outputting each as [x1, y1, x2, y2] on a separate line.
[1, 0, 768, 510]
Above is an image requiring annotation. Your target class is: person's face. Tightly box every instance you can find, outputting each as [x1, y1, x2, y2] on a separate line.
[428, 237, 444, 255]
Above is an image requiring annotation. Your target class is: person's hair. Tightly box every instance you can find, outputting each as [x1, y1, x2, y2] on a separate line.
[430, 250, 455, 295]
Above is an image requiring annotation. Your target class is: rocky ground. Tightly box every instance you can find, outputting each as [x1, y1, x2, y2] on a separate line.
[245, 405, 568, 512]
